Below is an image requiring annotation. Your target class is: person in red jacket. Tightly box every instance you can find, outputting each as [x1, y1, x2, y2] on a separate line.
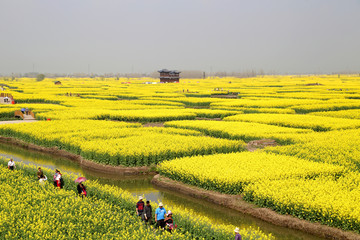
[136, 196, 145, 218]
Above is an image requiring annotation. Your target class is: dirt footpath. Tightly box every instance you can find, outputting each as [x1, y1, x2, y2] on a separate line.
[0, 120, 38, 125]
[143, 122, 164, 127]
[152, 174, 360, 240]
[246, 139, 278, 152]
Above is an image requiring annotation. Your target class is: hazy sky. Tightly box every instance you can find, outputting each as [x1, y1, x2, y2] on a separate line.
[1, 0, 359, 74]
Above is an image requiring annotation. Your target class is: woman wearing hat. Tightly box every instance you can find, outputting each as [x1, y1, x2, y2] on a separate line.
[165, 210, 176, 233]
[234, 227, 242, 240]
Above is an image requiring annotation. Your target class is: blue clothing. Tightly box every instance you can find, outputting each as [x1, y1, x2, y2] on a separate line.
[235, 233, 242, 240]
[155, 207, 166, 220]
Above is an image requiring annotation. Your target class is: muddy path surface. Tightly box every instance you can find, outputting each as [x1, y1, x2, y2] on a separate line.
[246, 139, 279, 152]
[0, 120, 38, 124]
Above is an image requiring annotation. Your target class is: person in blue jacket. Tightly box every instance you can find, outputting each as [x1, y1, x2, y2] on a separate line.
[154, 202, 166, 230]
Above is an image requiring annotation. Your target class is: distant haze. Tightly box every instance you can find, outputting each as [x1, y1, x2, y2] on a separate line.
[0, 0, 359, 75]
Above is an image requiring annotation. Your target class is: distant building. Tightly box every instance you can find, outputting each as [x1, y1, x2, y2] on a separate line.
[158, 69, 181, 83]
[54, 81, 62, 85]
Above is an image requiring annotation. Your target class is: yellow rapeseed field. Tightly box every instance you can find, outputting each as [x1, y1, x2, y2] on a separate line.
[243, 173, 360, 232]
[2, 75, 360, 234]
[0, 120, 245, 166]
[0, 158, 274, 240]
[158, 152, 344, 194]
[224, 113, 360, 131]
[165, 120, 312, 143]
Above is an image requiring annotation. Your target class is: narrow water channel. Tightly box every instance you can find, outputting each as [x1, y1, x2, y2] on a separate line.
[0, 142, 324, 240]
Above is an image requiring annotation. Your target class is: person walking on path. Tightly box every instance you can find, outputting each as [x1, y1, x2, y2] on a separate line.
[144, 200, 152, 225]
[165, 210, 176, 233]
[136, 196, 145, 218]
[77, 182, 87, 197]
[155, 202, 167, 230]
[53, 169, 63, 189]
[234, 227, 242, 240]
[7, 158, 15, 170]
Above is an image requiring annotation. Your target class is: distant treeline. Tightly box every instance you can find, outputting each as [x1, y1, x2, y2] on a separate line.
[0, 70, 269, 79]
[4, 69, 358, 79]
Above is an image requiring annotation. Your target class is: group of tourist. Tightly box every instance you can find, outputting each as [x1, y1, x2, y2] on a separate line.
[36, 167, 65, 189]
[20, 107, 30, 115]
[3, 96, 10, 103]
[8, 159, 86, 197]
[136, 196, 176, 233]
[65, 92, 80, 97]
[7, 159, 241, 238]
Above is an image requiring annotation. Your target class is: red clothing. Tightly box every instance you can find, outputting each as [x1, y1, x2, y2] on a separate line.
[165, 217, 174, 231]
[136, 201, 145, 215]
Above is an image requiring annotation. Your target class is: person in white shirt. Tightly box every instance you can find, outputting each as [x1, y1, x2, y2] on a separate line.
[8, 158, 15, 170]
[39, 175, 48, 185]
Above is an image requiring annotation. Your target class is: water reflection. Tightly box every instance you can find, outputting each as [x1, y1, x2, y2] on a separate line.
[0, 143, 324, 240]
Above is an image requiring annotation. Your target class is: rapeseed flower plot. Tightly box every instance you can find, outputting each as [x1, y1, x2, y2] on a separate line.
[158, 152, 344, 194]
[0, 120, 245, 166]
[165, 120, 312, 144]
[243, 173, 360, 232]
[291, 99, 360, 113]
[0, 107, 19, 119]
[211, 106, 296, 114]
[268, 128, 360, 171]
[210, 98, 324, 109]
[310, 109, 360, 119]
[224, 113, 360, 131]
